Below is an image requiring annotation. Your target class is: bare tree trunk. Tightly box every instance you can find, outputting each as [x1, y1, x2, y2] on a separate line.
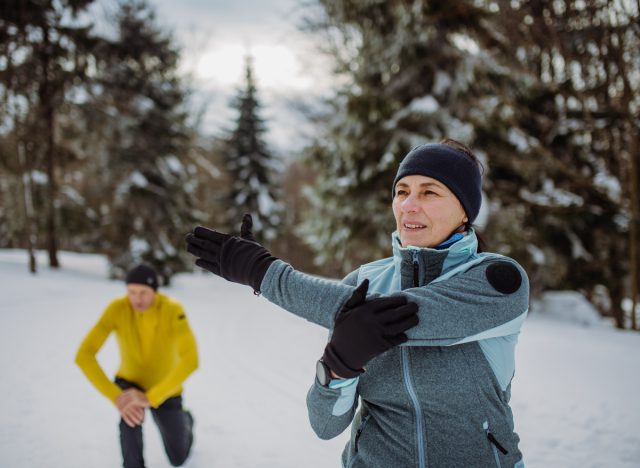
[17, 137, 37, 273]
[44, 102, 59, 268]
[610, 243, 626, 328]
[628, 130, 638, 330]
[4, 24, 37, 272]
[41, 25, 60, 268]
[614, 16, 640, 330]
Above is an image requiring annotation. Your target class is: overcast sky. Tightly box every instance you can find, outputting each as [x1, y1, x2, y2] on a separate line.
[146, 0, 336, 154]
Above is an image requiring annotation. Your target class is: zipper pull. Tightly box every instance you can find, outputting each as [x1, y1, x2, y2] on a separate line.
[412, 252, 419, 287]
[487, 431, 509, 455]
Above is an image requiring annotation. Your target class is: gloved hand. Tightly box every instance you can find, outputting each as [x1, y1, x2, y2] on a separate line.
[322, 279, 419, 378]
[185, 214, 277, 293]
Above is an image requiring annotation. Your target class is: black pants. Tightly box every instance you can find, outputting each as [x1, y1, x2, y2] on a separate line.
[115, 377, 194, 468]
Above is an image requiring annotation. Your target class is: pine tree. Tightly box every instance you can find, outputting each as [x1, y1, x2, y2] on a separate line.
[223, 57, 281, 240]
[90, 0, 197, 284]
[301, 0, 535, 273]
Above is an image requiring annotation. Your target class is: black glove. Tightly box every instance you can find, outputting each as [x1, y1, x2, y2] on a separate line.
[322, 279, 419, 378]
[185, 214, 277, 293]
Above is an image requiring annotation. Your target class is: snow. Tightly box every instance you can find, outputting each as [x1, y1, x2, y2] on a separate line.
[382, 95, 439, 131]
[1, 249, 639, 468]
[60, 186, 85, 205]
[520, 179, 584, 207]
[531, 290, 603, 326]
[31, 170, 48, 184]
[474, 190, 490, 228]
[449, 33, 480, 55]
[527, 244, 546, 265]
[129, 237, 150, 258]
[190, 153, 221, 179]
[593, 168, 622, 203]
[129, 171, 149, 188]
[163, 155, 184, 174]
[508, 127, 530, 152]
[377, 152, 395, 171]
[408, 95, 439, 114]
[432, 71, 452, 96]
[116, 171, 149, 198]
[443, 115, 475, 142]
[257, 187, 276, 215]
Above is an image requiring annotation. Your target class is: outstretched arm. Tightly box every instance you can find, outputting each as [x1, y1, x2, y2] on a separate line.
[185, 214, 358, 329]
[261, 258, 528, 344]
[186, 215, 528, 342]
[260, 260, 358, 328]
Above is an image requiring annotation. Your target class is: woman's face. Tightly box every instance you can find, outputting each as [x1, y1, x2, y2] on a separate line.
[392, 175, 468, 248]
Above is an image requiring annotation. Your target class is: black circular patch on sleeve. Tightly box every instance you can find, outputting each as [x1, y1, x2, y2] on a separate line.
[485, 262, 522, 294]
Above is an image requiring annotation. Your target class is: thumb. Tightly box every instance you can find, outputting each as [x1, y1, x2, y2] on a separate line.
[240, 213, 257, 241]
[344, 279, 369, 310]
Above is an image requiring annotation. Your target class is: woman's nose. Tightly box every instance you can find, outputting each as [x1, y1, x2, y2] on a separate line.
[401, 194, 419, 212]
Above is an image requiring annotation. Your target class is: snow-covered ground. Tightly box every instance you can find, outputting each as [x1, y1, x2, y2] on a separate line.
[1, 250, 638, 468]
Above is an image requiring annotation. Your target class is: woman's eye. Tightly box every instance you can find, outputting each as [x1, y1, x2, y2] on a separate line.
[396, 190, 408, 196]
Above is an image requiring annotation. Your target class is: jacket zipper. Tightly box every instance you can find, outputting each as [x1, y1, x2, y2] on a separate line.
[400, 252, 426, 468]
[353, 414, 371, 454]
[483, 420, 507, 468]
[402, 348, 426, 468]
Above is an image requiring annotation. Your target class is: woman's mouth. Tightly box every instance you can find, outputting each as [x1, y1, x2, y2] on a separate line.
[404, 223, 426, 230]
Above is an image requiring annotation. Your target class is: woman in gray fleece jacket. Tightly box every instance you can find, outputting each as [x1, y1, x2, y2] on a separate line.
[186, 139, 529, 468]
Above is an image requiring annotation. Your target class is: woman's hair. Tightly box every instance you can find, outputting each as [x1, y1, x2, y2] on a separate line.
[439, 137, 488, 253]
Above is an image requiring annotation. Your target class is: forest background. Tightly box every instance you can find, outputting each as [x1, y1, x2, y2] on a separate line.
[1, 0, 639, 331]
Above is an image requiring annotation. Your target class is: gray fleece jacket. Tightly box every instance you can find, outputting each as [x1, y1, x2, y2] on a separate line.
[260, 230, 528, 468]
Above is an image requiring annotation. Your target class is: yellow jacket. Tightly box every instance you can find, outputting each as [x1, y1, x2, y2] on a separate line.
[75, 292, 198, 408]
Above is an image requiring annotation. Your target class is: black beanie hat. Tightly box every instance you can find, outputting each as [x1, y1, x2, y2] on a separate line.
[125, 264, 159, 291]
[392, 143, 482, 223]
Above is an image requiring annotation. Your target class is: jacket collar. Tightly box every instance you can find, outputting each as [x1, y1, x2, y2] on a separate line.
[391, 229, 479, 288]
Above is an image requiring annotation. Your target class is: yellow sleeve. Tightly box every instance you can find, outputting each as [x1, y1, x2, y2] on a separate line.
[75, 301, 122, 403]
[146, 303, 199, 407]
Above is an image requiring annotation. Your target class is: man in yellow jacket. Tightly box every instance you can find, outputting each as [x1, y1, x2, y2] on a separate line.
[76, 264, 198, 468]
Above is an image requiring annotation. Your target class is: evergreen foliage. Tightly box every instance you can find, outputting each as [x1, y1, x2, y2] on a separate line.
[0, 0, 99, 270]
[223, 57, 281, 240]
[0, 0, 218, 284]
[302, 0, 639, 326]
[1, 0, 638, 327]
[301, 0, 530, 272]
[482, 0, 639, 327]
[91, 0, 198, 284]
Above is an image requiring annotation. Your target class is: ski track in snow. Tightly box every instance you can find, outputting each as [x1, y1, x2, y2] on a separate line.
[0, 250, 639, 468]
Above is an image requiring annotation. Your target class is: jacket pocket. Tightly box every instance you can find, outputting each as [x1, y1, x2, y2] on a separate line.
[354, 413, 371, 454]
[483, 420, 508, 468]
[346, 408, 371, 468]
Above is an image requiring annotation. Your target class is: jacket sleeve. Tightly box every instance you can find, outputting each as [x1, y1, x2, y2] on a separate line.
[260, 260, 359, 329]
[401, 258, 529, 346]
[306, 378, 359, 439]
[75, 301, 122, 403]
[261, 259, 528, 345]
[146, 303, 199, 408]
